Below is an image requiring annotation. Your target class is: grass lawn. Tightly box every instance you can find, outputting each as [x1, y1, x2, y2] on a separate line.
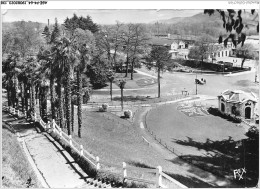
[145, 103, 258, 186]
[66, 107, 217, 188]
[69, 109, 161, 178]
[2, 120, 42, 188]
[94, 72, 157, 92]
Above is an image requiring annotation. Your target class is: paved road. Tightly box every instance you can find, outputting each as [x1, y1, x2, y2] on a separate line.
[91, 67, 258, 100]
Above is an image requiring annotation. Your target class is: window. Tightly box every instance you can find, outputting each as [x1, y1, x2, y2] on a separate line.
[225, 51, 227, 56]
[218, 52, 220, 57]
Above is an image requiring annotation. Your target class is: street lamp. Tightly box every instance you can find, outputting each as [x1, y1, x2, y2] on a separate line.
[118, 79, 126, 111]
[195, 72, 198, 95]
[195, 60, 199, 95]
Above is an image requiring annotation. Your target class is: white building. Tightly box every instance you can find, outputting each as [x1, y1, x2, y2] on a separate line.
[218, 90, 258, 120]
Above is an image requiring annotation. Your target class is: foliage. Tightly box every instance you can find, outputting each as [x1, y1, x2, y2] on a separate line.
[235, 43, 258, 68]
[178, 59, 249, 72]
[145, 46, 171, 71]
[246, 126, 259, 141]
[124, 110, 132, 118]
[85, 63, 109, 89]
[2, 21, 44, 56]
[145, 45, 171, 97]
[204, 9, 259, 47]
[208, 107, 242, 123]
[83, 87, 91, 104]
[99, 103, 109, 112]
[63, 14, 99, 35]
[188, 34, 215, 61]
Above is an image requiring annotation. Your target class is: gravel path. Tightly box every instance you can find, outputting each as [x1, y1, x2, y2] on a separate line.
[3, 113, 91, 188]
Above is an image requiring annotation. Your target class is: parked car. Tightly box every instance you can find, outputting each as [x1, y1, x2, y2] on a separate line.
[195, 78, 206, 85]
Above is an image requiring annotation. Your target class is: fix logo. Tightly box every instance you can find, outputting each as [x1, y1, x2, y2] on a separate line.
[234, 168, 246, 180]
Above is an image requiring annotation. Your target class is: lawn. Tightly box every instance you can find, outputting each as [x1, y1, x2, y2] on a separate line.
[66, 107, 217, 188]
[70, 109, 161, 178]
[2, 118, 42, 188]
[145, 102, 258, 186]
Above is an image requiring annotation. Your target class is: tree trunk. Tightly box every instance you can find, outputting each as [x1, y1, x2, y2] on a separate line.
[35, 85, 38, 105]
[7, 80, 11, 107]
[12, 77, 18, 108]
[11, 80, 16, 108]
[71, 99, 74, 133]
[121, 88, 124, 111]
[57, 76, 64, 129]
[201, 58, 203, 74]
[158, 68, 161, 98]
[25, 83, 29, 112]
[77, 69, 83, 138]
[50, 75, 56, 120]
[42, 86, 48, 121]
[125, 56, 129, 77]
[39, 87, 42, 117]
[30, 82, 33, 110]
[110, 81, 113, 101]
[131, 58, 135, 80]
[31, 81, 35, 114]
[241, 58, 246, 68]
[20, 82, 25, 112]
[64, 60, 71, 135]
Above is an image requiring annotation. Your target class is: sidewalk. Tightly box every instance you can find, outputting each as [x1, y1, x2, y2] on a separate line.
[4, 113, 91, 188]
[224, 69, 256, 77]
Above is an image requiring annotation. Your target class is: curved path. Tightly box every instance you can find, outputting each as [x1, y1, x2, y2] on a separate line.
[133, 96, 241, 188]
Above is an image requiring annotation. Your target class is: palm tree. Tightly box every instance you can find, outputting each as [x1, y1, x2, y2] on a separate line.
[25, 57, 41, 116]
[55, 37, 76, 135]
[41, 22, 60, 121]
[72, 29, 93, 137]
[119, 80, 126, 111]
[2, 53, 20, 108]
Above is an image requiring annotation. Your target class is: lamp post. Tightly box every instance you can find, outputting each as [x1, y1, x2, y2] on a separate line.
[195, 72, 198, 95]
[195, 60, 199, 95]
[119, 80, 126, 111]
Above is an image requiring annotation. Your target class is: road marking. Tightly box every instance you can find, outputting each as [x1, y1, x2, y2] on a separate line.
[140, 122, 144, 129]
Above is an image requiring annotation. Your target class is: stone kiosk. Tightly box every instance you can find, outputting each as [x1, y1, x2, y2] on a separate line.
[218, 90, 258, 120]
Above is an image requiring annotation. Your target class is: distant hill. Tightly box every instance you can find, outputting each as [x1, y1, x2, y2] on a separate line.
[150, 11, 258, 38]
[156, 11, 256, 25]
[154, 13, 221, 24]
[151, 17, 185, 24]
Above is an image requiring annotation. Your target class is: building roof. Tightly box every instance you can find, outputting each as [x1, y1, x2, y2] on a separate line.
[247, 35, 259, 40]
[148, 38, 177, 46]
[219, 89, 258, 103]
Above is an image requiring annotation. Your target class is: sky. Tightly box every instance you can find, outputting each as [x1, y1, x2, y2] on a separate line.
[2, 9, 202, 25]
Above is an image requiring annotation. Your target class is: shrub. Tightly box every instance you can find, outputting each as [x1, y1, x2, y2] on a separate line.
[124, 110, 132, 118]
[99, 103, 109, 112]
[207, 107, 242, 123]
[246, 126, 259, 141]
